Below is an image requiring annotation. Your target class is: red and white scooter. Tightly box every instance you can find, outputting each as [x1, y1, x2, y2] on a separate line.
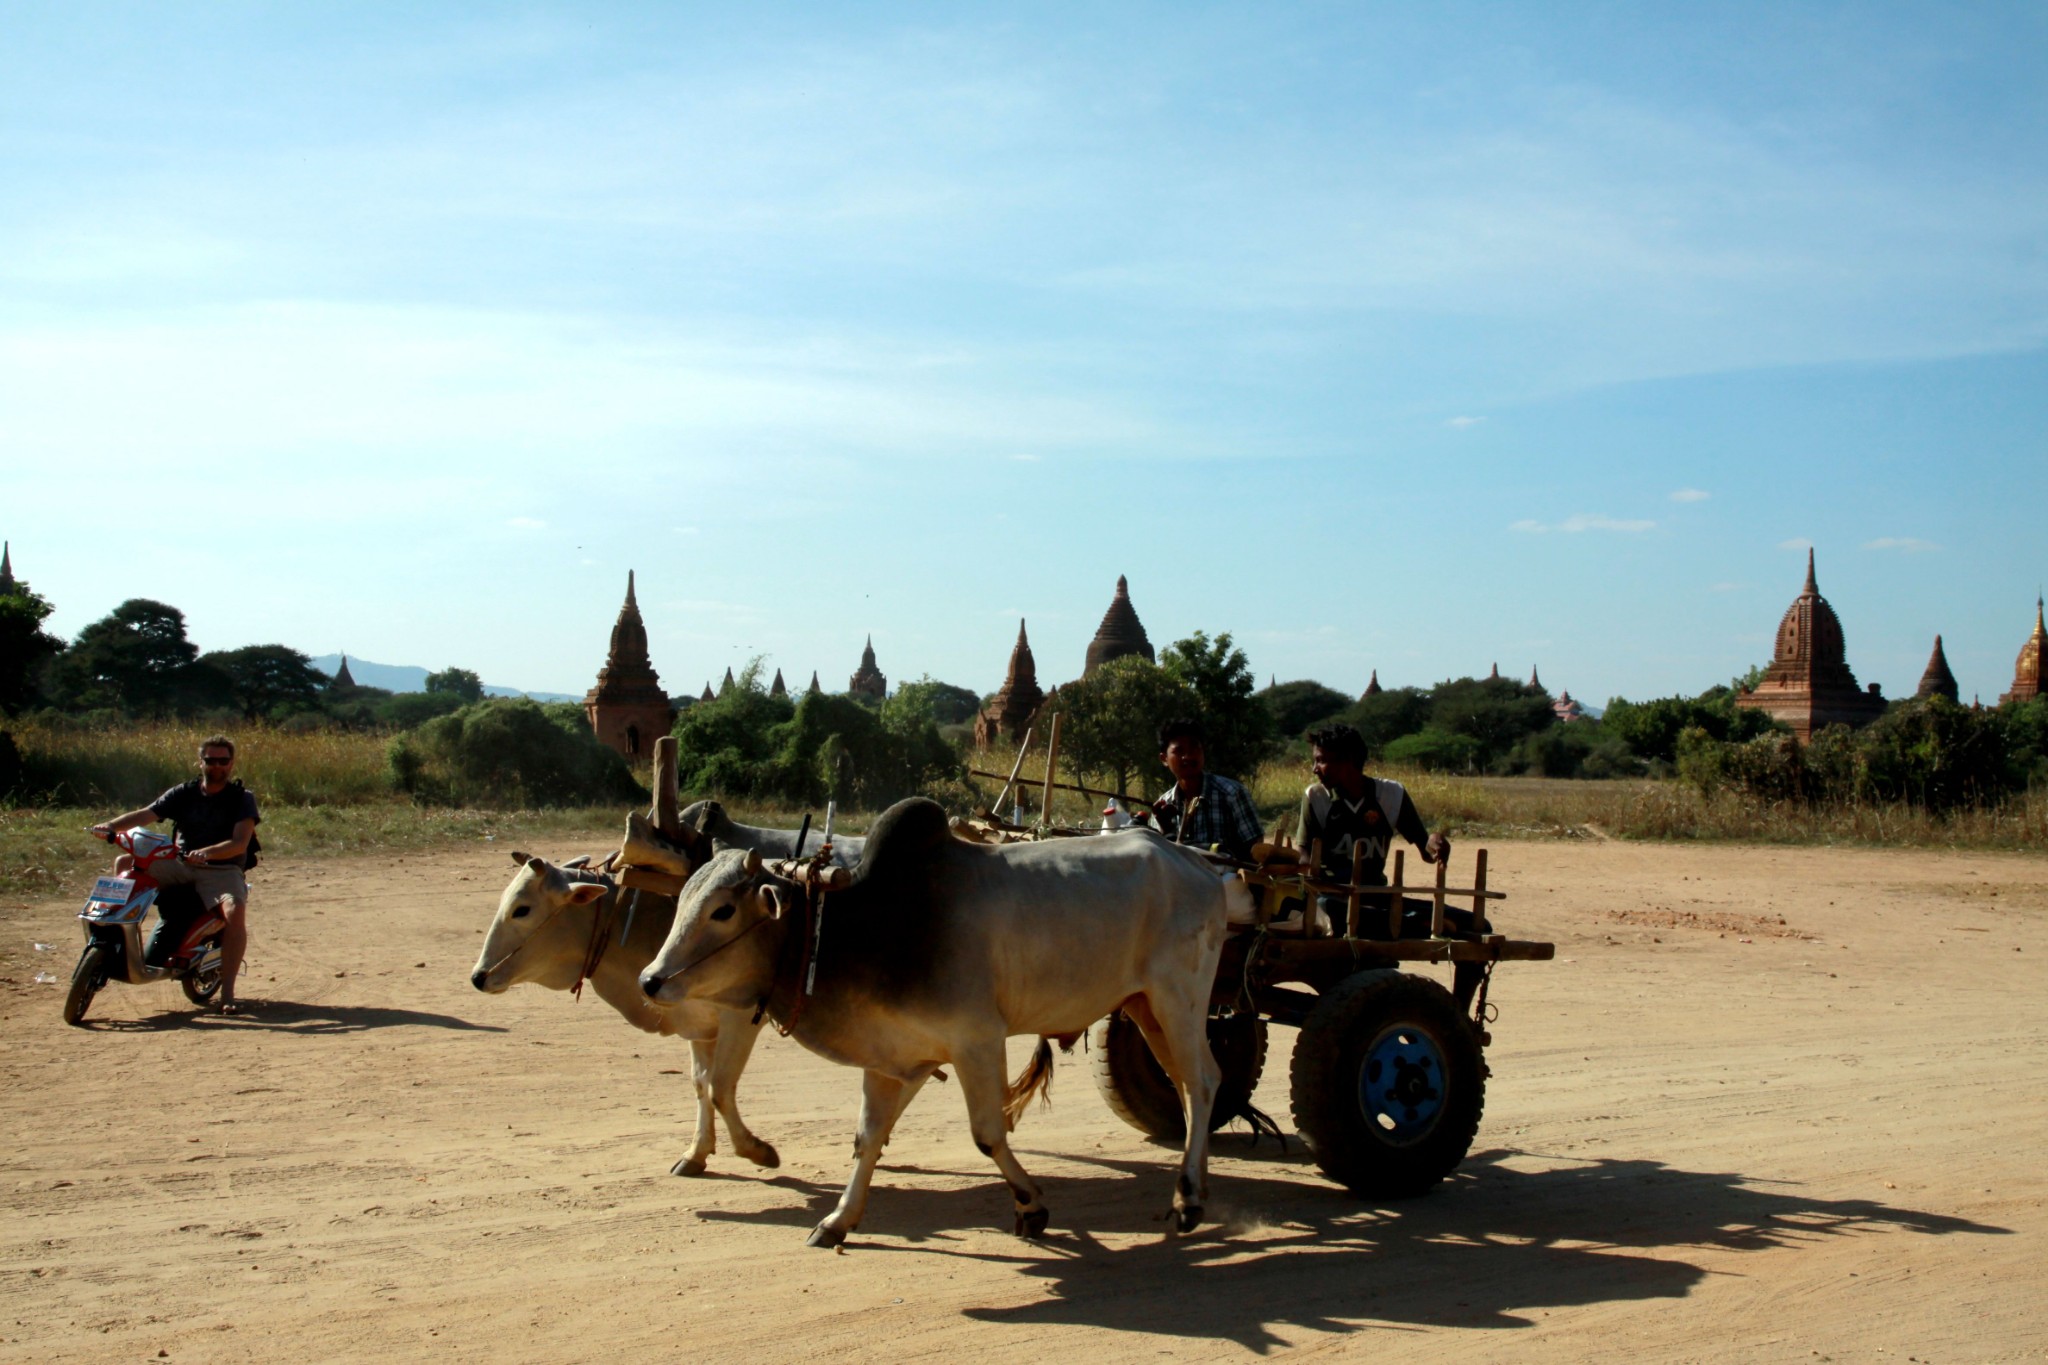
[64, 827, 227, 1025]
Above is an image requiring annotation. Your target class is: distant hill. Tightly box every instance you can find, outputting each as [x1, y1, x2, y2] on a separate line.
[307, 654, 579, 704]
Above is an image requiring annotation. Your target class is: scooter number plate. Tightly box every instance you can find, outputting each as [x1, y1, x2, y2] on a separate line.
[88, 877, 134, 906]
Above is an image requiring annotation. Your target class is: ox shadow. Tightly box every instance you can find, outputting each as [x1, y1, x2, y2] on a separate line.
[697, 1147, 2005, 1351]
[89, 1001, 506, 1035]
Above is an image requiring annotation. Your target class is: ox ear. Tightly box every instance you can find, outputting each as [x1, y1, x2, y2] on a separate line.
[758, 884, 786, 919]
[566, 882, 608, 906]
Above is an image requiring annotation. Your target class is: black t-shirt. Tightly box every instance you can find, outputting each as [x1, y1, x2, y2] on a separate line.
[151, 779, 261, 868]
[1297, 778, 1428, 886]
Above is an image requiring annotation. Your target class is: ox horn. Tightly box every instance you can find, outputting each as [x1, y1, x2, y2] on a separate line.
[622, 810, 696, 877]
[743, 848, 763, 877]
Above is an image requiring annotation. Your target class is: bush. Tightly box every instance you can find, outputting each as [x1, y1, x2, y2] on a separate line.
[1258, 680, 1353, 741]
[389, 698, 643, 807]
[1604, 687, 1780, 765]
[1500, 721, 1643, 779]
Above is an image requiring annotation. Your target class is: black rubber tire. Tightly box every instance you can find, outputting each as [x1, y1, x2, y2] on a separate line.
[181, 945, 223, 1007]
[64, 943, 106, 1027]
[1089, 1011, 1268, 1142]
[1288, 969, 1484, 1200]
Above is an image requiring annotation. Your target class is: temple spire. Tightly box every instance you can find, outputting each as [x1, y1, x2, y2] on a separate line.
[0, 541, 14, 596]
[1083, 574, 1154, 677]
[1916, 635, 1959, 703]
[1803, 547, 1818, 595]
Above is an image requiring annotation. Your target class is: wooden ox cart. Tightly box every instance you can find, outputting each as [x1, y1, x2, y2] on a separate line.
[954, 713, 1556, 1201]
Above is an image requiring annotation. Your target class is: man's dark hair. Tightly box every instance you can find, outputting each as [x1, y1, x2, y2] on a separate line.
[1307, 723, 1367, 766]
[1157, 717, 1206, 752]
[199, 734, 236, 759]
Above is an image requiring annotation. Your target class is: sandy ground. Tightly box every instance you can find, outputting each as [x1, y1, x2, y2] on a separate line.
[2, 835, 2044, 1364]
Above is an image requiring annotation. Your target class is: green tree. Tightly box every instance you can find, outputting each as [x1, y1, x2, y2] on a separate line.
[882, 676, 982, 732]
[1604, 688, 1780, 765]
[1341, 686, 1432, 758]
[46, 599, 228, 716]
[1427, 674, 1555, 770]
[425, 667, 485, 702]
[202, 644, 328, 719]
[1256, 679, 1352, 742]
[0, 586, 64, 716]
[1158, 631, 1274, 778]
[1040, 656, 1199, 796]
[376, 691, 467, 728]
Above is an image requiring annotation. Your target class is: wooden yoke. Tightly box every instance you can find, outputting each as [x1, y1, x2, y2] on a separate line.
[767, 860, 851, 892]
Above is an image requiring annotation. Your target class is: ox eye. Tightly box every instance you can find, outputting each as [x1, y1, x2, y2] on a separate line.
[510, 905, 531, 919]
[709, 904, 736, 922]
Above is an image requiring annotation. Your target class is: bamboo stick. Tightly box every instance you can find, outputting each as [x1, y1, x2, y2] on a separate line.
[1347, 841, 1366, 939]
[1388, 850, 1406, 939]
[1431, 856, 1448, 937]
[987, 726, 1033, 814]
[1472, 849, 1489, 931]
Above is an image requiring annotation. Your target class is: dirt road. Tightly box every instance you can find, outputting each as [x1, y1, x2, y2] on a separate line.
[3, 838, 2043, 1362]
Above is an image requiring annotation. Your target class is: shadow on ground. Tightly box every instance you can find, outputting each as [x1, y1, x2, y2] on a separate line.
[695, 1145, 2007, 1351]
[83, 1000, 506, 1035]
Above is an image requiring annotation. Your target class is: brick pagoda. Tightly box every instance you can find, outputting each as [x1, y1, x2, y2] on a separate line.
[583, 571, 675, 761]
[1734, 550, 1886, 741]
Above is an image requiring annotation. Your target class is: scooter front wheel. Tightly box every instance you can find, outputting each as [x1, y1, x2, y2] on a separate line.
[64, 943, 107, 1026]
[181, 948, 223, 1007]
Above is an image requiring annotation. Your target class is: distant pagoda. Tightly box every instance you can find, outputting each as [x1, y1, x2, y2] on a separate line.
[807, 671, 822, 697]
[1552, 690, 1585, 723]
[849, 636, 887, 699]
[699, 681, 715, 703]
[583, 571, 674, 760]
[975, 619, 1046, 749]
[0, 541, 16, 596]
[331, 654, 357, 689]
[769, 668, 788, 698]
[1734, 550, 1886, 741]
[719, 666, 736, 697]
[1362, 670, 1383, 698]
[2002, 597, 2046, 705]
[1915, 635, 1960, 704]
[1083, 576, 1154, 677]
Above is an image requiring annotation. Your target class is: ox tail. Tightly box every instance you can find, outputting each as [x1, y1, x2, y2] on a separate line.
[1002, 1037, 1057, 1131]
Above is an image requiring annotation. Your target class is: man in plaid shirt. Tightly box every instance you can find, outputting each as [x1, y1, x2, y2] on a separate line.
[1151, 718, 1264, 862]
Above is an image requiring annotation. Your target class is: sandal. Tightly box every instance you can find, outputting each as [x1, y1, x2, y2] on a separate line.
[219, 998, 245, 1017]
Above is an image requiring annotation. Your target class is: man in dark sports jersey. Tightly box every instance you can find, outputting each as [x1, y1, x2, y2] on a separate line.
[93, 735, 260, 1014]
[1298, 723, 1486, 1003]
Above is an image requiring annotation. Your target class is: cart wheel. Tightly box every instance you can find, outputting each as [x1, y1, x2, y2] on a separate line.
[1289, 969, 1483, 1199]
[1089, 1011, 1267, 1142]
[64, 943, 107, 1027]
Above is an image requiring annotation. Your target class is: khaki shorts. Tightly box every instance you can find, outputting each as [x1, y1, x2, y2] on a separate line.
[149, 859, 248, 911]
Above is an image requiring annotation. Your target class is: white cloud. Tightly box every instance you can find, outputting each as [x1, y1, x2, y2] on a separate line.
[1864, 536, 1939, 553]
[1709, 581, 1747, 593]
[506, 516, 547, 530]
[1778, 537, 1813, 551]
[1515, 514, 1655, 534]
[1446, 416, 1486, 429]
[1669, 488, 1710, 503]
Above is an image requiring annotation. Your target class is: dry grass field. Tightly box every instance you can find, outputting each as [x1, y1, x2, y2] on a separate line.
[2, 832, 2043, 1362]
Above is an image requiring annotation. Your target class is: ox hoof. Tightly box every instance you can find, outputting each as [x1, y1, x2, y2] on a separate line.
[745, 1141, 781, 1170]
[807, 1222, 848, 1250]
[671, 1156, 709, 1178]
[1013, 1207, 1051, 1240]
[1172, 1205, 1203, 1235]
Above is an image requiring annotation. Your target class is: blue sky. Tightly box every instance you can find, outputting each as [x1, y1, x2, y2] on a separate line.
[3, 3, 2043, 705]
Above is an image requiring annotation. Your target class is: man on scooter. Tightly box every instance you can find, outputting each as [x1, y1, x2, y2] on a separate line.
[92, 735, 259, 1014]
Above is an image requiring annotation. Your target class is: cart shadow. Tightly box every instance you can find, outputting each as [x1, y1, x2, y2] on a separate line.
[86, 1001, 506, 1035]
[695, 1146, 2006, 1350]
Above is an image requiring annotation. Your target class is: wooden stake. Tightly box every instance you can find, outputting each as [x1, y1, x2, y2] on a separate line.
[1431, 855, 1448, 937]
[1472, 848, 1489, 932]
[1304, 840, 1323, 937]
[1347, 841, 1366, 939]
[651, 736, 680, 838]
[988, 726, 1033, 814]
[1388, 850, 1406, 939]
[1041, 712, 1062, 828]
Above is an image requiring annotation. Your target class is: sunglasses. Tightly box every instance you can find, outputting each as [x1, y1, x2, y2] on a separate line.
[201, 756, 235, 766]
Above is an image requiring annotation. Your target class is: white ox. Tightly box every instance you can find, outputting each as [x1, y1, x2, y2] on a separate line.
[639, 797, 1242, 1246]
[469, 808, 860, 1177]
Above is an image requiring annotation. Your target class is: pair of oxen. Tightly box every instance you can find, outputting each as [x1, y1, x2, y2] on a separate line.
[470, 797, 1247, 1247]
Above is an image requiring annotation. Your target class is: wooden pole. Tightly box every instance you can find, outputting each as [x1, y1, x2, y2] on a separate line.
[651, 735, 680, 838]
[1431, 854, 1448, 937]
[1040, 712, 1062, 829]
[1387, 850, 1406, 939]
[1347, 840, 1366, 939]
[987, 726, 1033, 815]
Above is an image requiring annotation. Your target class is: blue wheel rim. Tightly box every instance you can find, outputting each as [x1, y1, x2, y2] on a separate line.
[1359, 1023, 1447, 1144]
